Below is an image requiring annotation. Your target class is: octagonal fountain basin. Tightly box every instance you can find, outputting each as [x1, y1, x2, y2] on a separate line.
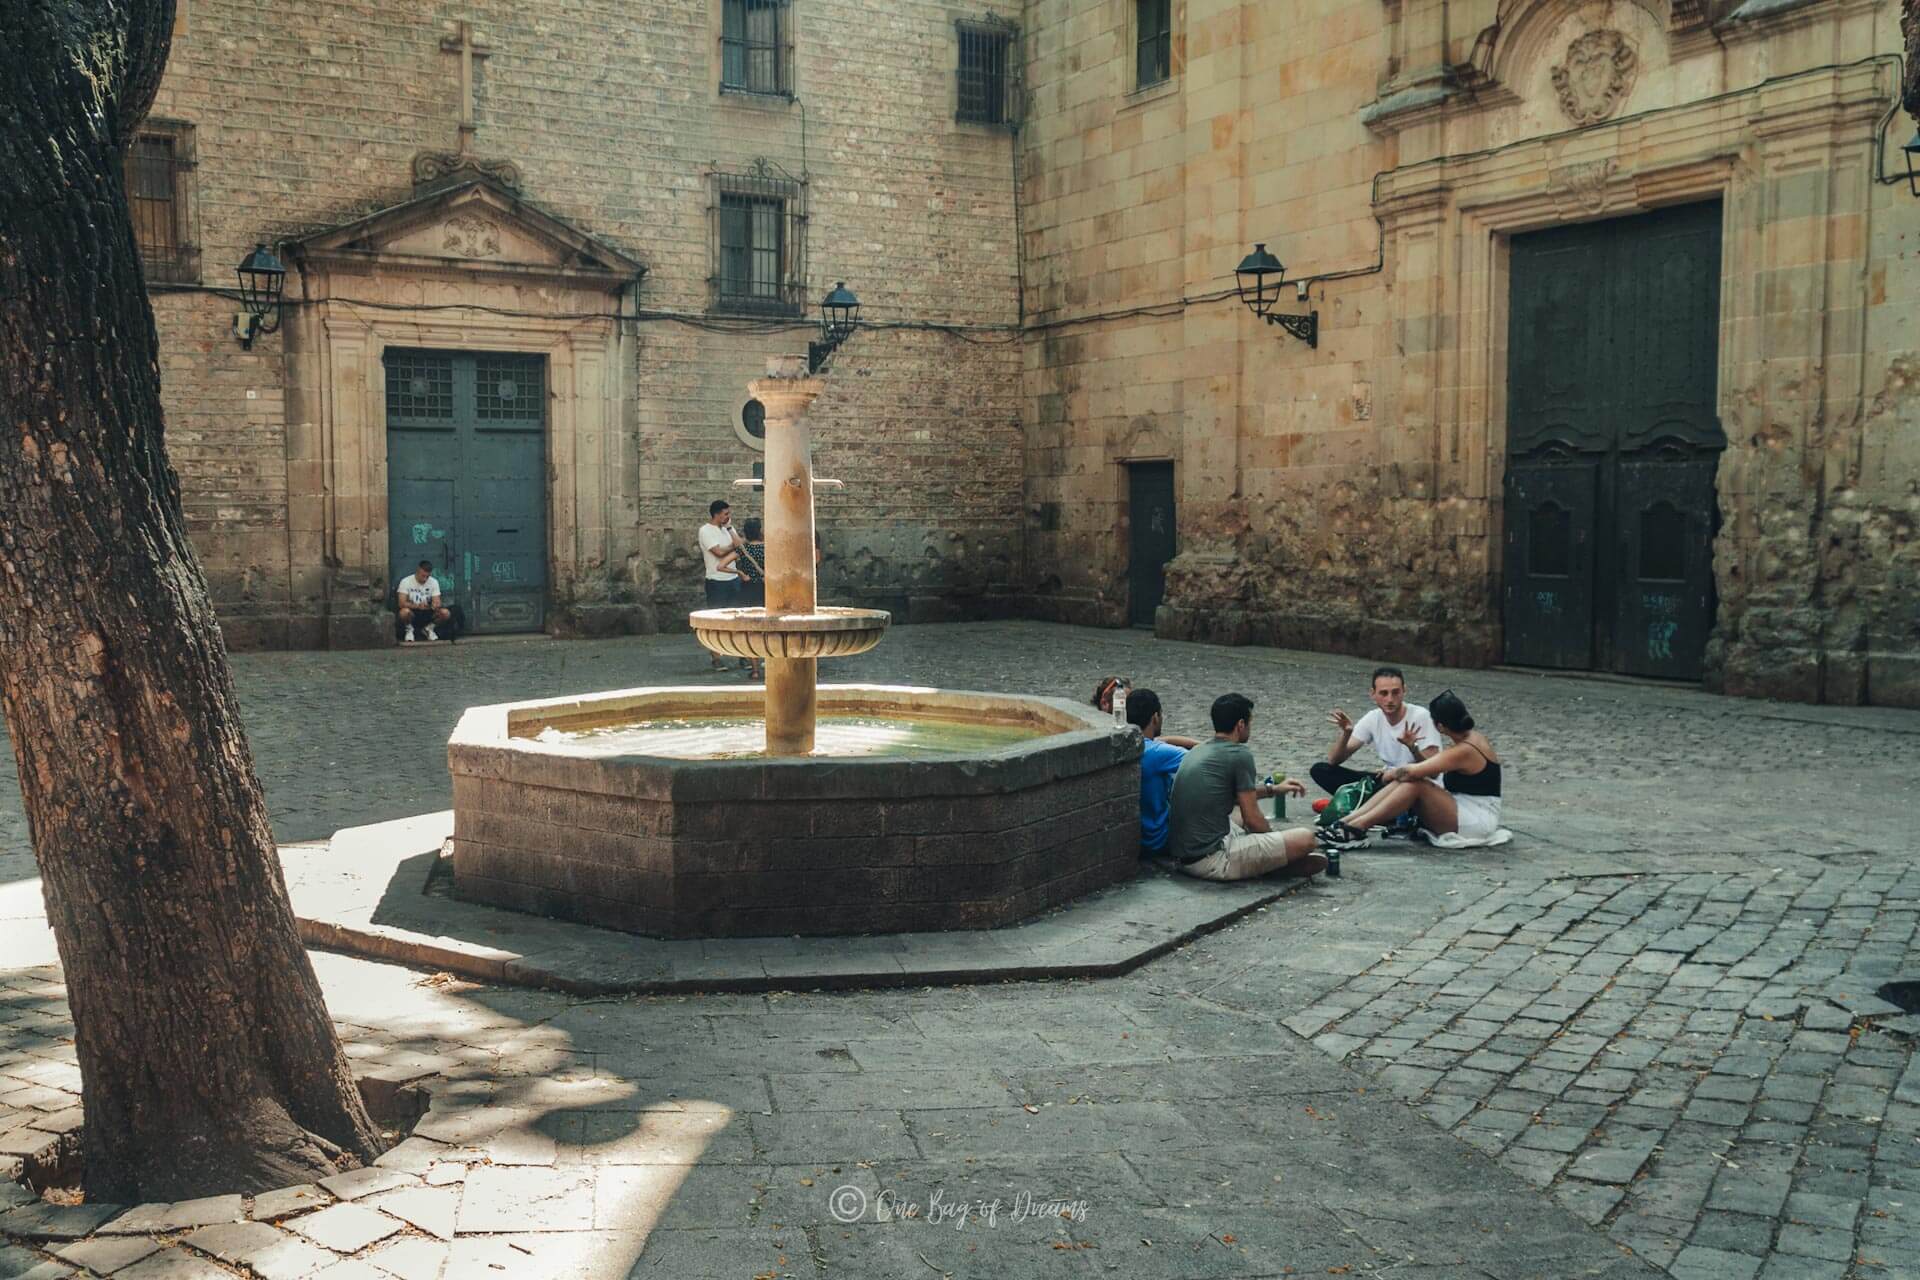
[447, 685, 1142, 938]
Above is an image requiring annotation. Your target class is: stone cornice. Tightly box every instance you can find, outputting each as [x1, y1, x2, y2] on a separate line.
[285, 179, 645, 296]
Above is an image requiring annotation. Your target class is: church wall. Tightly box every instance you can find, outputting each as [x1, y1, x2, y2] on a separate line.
[144, 0, 1025, 646]
[1017, 0, 1920, 707]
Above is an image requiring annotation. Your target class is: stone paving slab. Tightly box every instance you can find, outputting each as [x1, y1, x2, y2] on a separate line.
[284, 812, 1326, 995]
[0, 952, 1662, 1280]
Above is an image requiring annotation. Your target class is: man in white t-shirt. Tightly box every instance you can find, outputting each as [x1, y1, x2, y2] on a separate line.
[696, 499, 744, 671]
[1311, 666, 1441, 796]
[396, 560, 450, 643]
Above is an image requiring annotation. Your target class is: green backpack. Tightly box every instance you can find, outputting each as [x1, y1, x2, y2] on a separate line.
[1317, 776, 1381, 828]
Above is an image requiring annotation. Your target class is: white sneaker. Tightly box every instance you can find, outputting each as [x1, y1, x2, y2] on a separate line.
[403, 626, 415, 643]
[424, 624, 438, 641]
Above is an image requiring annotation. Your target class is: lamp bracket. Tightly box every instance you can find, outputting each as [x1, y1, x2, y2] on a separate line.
[808, 338, 843, 373]
[1265, 309, 1318, 348]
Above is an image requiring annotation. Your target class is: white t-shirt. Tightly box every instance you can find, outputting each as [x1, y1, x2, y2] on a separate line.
[397, 575, 440, 606]
[698, 522, 739, 581]
[1348, 705, 1441, 768]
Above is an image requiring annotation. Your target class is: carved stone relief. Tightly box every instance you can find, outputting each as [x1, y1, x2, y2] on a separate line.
[1548, 158, 1618, 216]
[411, 150, 523, 192]
[442, 213, 502, 259]
[1550, 30, 1637, 126]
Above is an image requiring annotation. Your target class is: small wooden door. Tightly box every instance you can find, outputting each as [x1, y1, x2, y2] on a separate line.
[1504, 201, 1723, 678]
[385, 350, 548, 633]
[1127, 462, 1175, 628]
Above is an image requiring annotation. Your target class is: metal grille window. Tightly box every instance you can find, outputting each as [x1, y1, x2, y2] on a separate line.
[956, 19, 1018, 127]
[721, 0, 792, 97]
[125, 127, 197, 283]
[385, 351, 455, 422]
[710, 163, 806, 316]
[1136, 0, 1172, 89]
[475, 355, 544, 421]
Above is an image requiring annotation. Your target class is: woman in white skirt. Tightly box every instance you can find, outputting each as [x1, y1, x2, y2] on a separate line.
[1318, 690, 1502, 848]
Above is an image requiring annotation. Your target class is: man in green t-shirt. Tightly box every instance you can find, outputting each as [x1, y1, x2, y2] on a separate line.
[1165, 693, 1326, 881]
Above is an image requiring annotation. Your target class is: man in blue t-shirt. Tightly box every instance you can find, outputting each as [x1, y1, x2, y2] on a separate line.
[1125, 689, 1200, 856]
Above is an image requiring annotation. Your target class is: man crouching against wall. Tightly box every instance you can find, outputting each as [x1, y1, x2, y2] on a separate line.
[1164, 693, 1328, 882]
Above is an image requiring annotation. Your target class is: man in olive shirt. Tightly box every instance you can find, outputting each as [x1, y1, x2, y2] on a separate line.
[1165, 693, 1326, 882]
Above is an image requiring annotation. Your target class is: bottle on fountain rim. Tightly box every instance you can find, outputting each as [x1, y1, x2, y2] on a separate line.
[1112, 679, 1129, 726]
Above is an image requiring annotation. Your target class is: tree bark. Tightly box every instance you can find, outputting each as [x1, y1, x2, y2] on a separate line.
[0, 0, 383, 1201]
[1906, 0, 1920, 122]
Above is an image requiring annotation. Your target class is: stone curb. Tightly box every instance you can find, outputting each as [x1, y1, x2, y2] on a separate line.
[288, 814, 1321, 996]
[298, 874, 1311, 996]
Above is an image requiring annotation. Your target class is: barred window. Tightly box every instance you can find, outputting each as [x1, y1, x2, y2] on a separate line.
[1136, 0, 1172, 89]
[710, 163, 806, 316]
[475, 354, 544, 422]
[956, 19, 1018, 127]
[125, 124, 198, 284]
[722, 0, 792, 97]
[385, 351, 455, 423]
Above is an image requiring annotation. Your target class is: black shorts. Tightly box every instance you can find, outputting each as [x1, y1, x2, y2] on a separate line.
[704, 578, 742, 607]
[398, 600, 442, 618]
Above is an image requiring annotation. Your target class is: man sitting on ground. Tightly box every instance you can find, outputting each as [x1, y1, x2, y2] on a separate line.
[1311, 666, 1440, 796]
[396, 560, 450, 643]
[1125, 689, 1200, 858]
[1165, 693, 1325, 882]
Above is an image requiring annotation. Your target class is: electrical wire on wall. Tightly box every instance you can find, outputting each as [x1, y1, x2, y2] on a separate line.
[166, 53, 1911, 351]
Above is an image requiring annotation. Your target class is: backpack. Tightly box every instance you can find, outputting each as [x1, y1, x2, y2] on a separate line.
[1317, 776, 1381, 828]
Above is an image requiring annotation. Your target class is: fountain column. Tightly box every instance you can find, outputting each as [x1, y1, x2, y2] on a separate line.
[751, 357, 825, 756]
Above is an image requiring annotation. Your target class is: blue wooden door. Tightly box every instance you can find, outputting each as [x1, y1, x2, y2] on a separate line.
[385, 349, 547, 633]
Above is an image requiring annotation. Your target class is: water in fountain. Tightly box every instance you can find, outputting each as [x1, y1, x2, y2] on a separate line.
[533, 713, 1045, 760]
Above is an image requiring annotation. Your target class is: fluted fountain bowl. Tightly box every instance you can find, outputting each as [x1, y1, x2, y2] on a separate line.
[689, 606, 890, 660]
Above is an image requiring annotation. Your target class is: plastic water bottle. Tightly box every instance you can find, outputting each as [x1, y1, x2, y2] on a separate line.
[1112, 680, 1129, 727]
[1263, 774, 1286, 821]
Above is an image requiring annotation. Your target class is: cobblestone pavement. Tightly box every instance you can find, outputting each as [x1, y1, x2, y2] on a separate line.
[1281, 864, 1920, 1279]
[2, 620, 1914, 856]
[0, 623, 1916, 1277]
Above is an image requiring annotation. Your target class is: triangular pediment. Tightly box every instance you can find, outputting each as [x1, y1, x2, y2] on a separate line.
[288, 179, 644, 289]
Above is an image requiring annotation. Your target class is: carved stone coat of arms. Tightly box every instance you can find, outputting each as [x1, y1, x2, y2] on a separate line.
[1551, 30, 1637, 126]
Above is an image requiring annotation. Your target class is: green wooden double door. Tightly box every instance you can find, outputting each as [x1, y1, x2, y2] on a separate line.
[1503, 201, 1724, 681]
[385, 349, 547, 634]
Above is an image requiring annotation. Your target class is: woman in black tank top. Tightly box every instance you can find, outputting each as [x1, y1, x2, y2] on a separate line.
[1321, 690, 1503, 847]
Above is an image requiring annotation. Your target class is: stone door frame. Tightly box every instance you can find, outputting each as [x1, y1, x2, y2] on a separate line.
[281, 180, 643, 647]
[288, 299, 626, 647]
[1373, 60, 1890, 675]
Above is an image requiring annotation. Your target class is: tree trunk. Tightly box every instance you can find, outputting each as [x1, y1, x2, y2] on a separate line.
[0, 0, 384, 1201]
[1906, 0, 1920, 122]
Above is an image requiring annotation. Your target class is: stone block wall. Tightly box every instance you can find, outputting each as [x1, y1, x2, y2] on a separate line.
[1014, 0, 1920, 705]
[143, 0, 1026, 645]
[134, 0, 1920, 704]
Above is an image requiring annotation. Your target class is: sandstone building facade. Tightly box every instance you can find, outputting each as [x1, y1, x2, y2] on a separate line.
[137, 0, 1919, 707]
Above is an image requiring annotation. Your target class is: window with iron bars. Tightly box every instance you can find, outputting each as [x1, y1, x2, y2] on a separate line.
[125, 123, 198, 284]
[710, 166, 806, 316]
[1137, 0, 1172, 89]
[721, 0, 792, 97]
[955, 19, 1018, 127]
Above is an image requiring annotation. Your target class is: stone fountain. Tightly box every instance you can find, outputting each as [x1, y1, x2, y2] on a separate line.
[685, 354, 889, 754]
[444, 356, 1141, 938]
